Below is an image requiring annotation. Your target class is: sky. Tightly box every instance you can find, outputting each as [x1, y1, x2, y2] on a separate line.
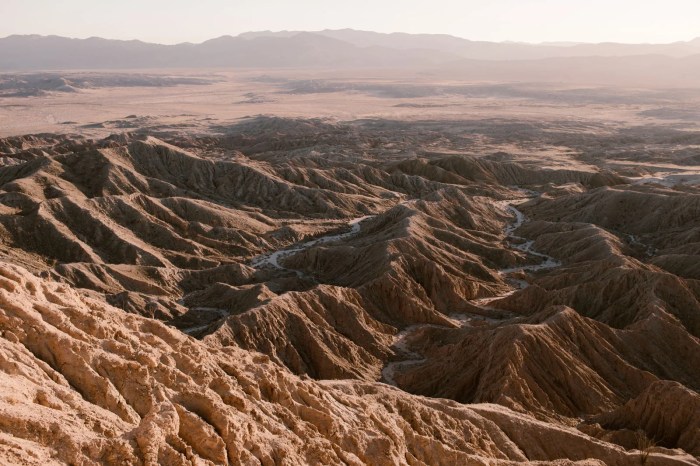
[1, 0, 698, 45]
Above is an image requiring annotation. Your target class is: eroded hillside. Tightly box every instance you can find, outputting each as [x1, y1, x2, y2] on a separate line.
[0, 117, 698, 465]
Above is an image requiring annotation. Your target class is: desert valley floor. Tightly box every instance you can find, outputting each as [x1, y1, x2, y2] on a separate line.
[0, 71, 699, 465]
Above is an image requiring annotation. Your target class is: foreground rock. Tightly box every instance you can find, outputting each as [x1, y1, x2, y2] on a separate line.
[2, 263, 697, 465]
[0, 121, 699, 464]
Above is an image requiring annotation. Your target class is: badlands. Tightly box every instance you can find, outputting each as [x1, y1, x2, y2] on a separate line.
[0, 68, 699, 465]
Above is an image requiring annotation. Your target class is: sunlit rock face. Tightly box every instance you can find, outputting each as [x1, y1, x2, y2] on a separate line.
[1, 106, 699, 465]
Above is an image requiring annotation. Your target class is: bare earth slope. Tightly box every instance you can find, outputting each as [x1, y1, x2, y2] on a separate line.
[0, 114, 699, 464]
[1, 262, 695, 466]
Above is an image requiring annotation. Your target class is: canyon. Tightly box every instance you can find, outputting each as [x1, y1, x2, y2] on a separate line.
[0, 67, 699, 465]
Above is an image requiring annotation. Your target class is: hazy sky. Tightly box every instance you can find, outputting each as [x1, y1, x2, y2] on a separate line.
[2, 0, 698, 44]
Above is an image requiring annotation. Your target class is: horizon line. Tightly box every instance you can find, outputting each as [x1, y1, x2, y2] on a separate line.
[2, 29, 699, 48]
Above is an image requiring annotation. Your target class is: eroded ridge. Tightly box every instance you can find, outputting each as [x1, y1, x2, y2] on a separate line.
[4, 262, 692, 465]
[0, 118, 699, 464]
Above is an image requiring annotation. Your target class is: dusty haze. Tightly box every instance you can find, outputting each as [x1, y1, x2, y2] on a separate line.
[0, 24, 699, 466]
[3, 0, 700, 43]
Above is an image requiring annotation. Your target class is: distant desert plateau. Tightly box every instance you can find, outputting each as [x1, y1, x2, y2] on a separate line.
[0, 62, 700, 465]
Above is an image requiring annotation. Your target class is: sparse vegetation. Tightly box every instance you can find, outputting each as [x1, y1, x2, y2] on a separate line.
[636, 430, 656, 465]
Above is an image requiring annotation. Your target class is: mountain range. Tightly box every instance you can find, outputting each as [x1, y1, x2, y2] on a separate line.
[1, 29, 700, 73]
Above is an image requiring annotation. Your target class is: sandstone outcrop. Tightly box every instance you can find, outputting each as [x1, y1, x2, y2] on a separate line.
[0, 119, 698, 464]
[4, 263, 692, 465]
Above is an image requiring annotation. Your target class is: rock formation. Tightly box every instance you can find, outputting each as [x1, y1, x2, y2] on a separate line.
[0, 117, 698, 464]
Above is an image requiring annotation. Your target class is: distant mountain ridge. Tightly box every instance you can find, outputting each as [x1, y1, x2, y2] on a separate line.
[1, 30, 700, 87]
[242, 29, 700, 60]
[0, 32, 461, 70]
